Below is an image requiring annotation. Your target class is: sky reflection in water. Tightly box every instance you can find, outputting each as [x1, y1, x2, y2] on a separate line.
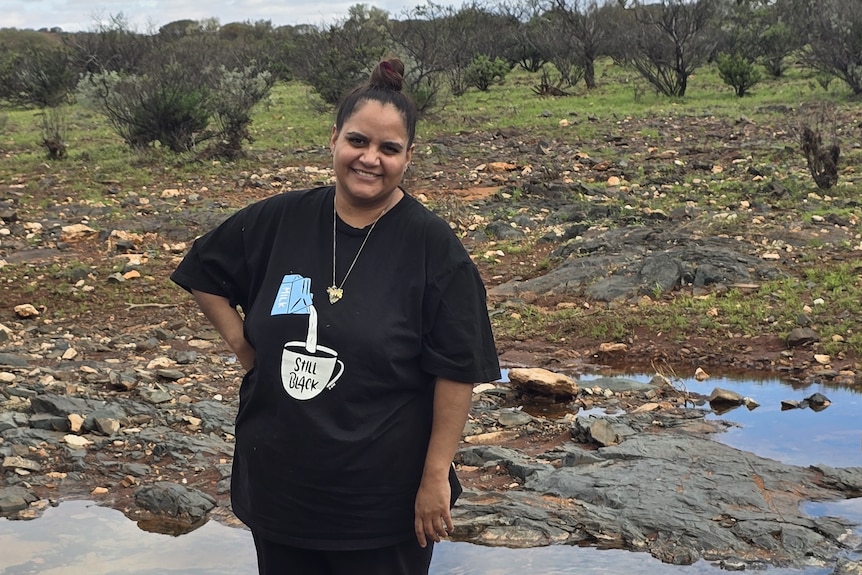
[1, 375, 859, 574]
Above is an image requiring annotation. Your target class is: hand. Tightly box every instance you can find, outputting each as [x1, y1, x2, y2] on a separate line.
[414, 473, 453, 548]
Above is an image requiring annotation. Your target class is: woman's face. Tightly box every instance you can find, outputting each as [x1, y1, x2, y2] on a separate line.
[330, 100, 413, 208]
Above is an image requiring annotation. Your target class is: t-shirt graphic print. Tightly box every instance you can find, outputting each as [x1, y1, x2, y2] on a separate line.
[271, 273, 344, 400]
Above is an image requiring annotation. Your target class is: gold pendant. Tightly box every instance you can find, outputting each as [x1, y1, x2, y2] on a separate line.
[327, 286, 343, 304]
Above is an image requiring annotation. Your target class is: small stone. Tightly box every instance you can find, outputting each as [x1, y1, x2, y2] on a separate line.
[598, 342, 627, 353]
[694, 367, 710, 381]
[60, 224, 98, 242]
[68, 414, 85, 433]
[92, 486, 109, 495]
[61, 347, 78, 360]
[14, 304, 40, 318]
[147, 356, 175, 369]
[3, 456, 42, 472]
[814, 354, 831, 365]
[63, 434, 92, 448]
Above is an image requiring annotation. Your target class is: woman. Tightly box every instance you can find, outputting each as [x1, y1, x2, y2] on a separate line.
[171, 59, 500, 575]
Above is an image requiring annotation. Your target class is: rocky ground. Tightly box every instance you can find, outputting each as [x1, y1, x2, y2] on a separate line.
[2, 108, 862, 571]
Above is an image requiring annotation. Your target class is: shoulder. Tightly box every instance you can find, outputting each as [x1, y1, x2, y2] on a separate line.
[398, 193, 460, 240]
[231, 186, 332, 229]
[243, 186, 331, 216]
[396, 193, 475, 273]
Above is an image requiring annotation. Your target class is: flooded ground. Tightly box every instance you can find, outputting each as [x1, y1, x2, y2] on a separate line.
[1, 375, 860, 574]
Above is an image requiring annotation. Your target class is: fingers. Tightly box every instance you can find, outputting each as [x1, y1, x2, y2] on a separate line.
[415, 513, 453, 547]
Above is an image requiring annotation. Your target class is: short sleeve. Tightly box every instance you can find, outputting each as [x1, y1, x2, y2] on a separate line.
[421, 260, 501, 384]
[170, 208, 252, 310]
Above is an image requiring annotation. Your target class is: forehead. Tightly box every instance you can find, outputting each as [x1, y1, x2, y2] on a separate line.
[341, 100, 408, 141]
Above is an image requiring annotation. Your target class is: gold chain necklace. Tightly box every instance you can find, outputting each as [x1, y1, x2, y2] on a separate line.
[327, 196, 388, 304]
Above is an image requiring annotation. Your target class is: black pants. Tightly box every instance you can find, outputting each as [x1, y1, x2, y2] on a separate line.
[253, 532, 434, 575]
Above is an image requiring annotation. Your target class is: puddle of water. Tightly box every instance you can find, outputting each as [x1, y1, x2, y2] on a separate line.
[0, 501, 832, 575]
[682, 376, 861, 468]
[2, 374, 859, 574]
[0, 500, 256, 575]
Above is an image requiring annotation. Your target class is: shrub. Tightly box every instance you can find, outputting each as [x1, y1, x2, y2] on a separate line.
[0, 45, 78, 108]
[717, 53, 762, 97]
[465, 54, 510, 92]
[38, 106, 67, 159]
[800, 126, 840, 190]
[78, 66, 211, 152]
[209, 65, 274, 159]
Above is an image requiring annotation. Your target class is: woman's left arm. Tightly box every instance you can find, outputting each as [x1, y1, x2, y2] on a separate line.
[414, 377, 474, 548]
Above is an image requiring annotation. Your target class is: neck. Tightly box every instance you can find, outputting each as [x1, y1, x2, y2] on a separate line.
[335, 189, 403, 228]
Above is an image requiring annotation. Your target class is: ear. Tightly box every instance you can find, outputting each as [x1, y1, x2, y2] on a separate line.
[329, 124, 338, 150]
[405, 144, 414, 165]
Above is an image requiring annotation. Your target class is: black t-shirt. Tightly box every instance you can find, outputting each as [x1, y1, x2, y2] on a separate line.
[171, 186, 500, 550]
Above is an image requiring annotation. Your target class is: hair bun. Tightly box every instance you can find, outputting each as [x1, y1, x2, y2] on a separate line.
[370, 59, 405, 92]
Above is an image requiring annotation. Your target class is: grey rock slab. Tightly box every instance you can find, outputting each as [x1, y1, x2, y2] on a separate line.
[490, 228, 781, 299]
[30, 394, 104, 417]
[0, 486, 38, 514]
[585, 376, 658, 393]
[0, 353, 29, 367]
[138, 387, 172, 404]
[134, 482, 216, 520]
[0, 412, 19, 432]
[520, 431, 856, 566]
[27, 413, 70, 432]
[497, 409, 533, 427]
[189, 400, 236, 434]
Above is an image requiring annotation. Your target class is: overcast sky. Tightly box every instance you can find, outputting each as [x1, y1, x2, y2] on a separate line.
[2, 0, 427, 32]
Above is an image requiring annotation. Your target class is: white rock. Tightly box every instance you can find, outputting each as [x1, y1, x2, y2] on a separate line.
[147, 356, 175, 369]
[14, 304, 40, 318]
[63, 434, 92, 448]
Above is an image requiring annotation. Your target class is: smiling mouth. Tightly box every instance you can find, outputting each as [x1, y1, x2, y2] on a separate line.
[352, 168, 381, 178]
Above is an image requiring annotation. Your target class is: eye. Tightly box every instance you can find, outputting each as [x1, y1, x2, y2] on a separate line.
[382, 144, 402, 155]
[347, 136, 366, 146]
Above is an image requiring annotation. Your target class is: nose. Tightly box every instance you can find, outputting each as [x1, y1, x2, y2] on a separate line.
[359, 147, 381, 166]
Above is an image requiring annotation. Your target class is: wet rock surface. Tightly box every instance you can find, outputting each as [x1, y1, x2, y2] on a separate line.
[3, 333, 859, 572]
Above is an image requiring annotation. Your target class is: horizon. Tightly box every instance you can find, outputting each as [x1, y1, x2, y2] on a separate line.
[1, 0, 427, 34]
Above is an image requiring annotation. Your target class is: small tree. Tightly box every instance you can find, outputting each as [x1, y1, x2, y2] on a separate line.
[292, 5, 391, 106]
[619, 0, 718, 98]
[716, 53, 761, 97]
[465, 54, 510, 91]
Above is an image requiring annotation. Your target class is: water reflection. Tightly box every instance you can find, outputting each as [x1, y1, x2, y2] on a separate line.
[0, 500, 255, 575]
[1, 375, 860, 574]
[0, 501, 833, 575]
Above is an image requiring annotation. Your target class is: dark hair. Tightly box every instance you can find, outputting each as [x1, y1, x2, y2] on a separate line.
[334, 59, 417, 147]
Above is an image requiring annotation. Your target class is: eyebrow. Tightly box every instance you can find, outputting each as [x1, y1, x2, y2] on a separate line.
[344, 131, 405, 151]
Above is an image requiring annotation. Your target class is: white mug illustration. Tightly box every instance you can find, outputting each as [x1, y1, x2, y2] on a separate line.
[274, 275, 344, 400]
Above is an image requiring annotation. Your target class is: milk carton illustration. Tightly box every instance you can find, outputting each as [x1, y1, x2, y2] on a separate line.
[271, 274, 344, 400]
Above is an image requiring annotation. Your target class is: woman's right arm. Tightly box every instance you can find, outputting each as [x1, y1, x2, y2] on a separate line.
[191, 289, 256, 371]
